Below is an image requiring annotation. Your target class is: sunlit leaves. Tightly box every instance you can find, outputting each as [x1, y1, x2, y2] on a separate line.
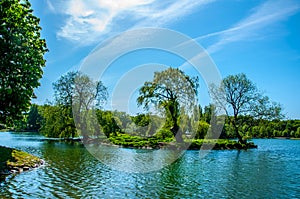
[210, 73, 283, 143]
[0, 0, 48, 124]
[137, 67, 199, 142]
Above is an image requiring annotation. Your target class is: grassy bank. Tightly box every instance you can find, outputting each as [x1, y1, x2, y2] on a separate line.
[104, 133, 257, 150]
[0, 146, 43, 175]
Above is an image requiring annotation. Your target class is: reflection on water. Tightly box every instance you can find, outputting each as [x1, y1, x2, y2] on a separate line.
[0, 132, 299, 198]
[87, 145, 185, 173]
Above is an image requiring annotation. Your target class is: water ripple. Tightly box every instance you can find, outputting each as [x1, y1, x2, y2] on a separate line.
[0, 133, 300, 198]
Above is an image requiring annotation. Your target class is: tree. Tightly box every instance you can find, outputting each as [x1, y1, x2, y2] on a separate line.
[195, 120, 210, 139]
[0, 0, 48, 124]
[72, 72, 108, 141]
[210, 73, 282, 143]
[53, 71, 108, 110]
[53, 71, 77, 107]
[132, 114, 150, 127]
[96, 110, 120, 137]
[50, 71, 108, 140]
[137, 68, 199, 142]
[26, 104, 42, 131]
[39, 104, 77, 138]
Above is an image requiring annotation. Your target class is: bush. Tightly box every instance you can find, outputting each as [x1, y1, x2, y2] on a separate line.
[155, 128, 173, 139]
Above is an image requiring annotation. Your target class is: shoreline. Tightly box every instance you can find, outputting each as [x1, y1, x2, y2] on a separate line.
[0, 146, 44, 176]
[64, 136, 258, 150]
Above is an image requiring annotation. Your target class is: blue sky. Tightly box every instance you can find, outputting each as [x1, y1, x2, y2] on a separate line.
[29, 0, 300, 119]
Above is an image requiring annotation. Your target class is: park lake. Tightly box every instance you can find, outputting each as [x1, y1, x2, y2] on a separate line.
[0, 131, 299, 198]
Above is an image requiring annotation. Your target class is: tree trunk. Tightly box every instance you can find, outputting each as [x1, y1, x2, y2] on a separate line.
[232, 116, 246, 144]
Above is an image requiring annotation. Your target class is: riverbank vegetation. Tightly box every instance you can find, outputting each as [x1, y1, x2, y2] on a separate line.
[6, 69, 295, 150]
[0, 146, 43, 175]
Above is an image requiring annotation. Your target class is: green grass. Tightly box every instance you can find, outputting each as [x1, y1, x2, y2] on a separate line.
[107, 133, 257, 150]
[108, 133, 173, 148]
[0, 146, 42, 173]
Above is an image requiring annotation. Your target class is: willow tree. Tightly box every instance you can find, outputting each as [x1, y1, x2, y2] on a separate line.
[0, 0, 48, 124]
[210, 73, 282, 144]
[51, 71, 108, 140]
[137, 68, 199, 142]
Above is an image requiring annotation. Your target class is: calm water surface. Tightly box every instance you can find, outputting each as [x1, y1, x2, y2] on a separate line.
[0, 132, 299, 198]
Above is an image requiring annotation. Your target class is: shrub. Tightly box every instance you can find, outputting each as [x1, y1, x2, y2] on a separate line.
[155, 128, 173, 139]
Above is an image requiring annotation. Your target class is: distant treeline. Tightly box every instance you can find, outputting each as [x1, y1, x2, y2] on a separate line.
[13, 104, 300, 139]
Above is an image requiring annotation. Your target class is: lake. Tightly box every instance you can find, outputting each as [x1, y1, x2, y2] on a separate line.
[0, 132, 299, 198]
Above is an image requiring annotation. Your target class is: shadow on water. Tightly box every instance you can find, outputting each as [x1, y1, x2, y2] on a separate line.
[0, 175, 6, 182]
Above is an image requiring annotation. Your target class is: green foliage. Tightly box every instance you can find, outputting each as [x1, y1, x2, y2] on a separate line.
[13, 104, 42, 131]
[137, 68, 199, 142]
[295, 127, 300, 138]
[0, 0, 48, 124]
[108, 133, 173, 148]
[155, 128, 174, 139]
[39, 105, 77, 138]
[37, 71, 108, 139]
[26, 104, 42, 131]
[195, 120, 210, 139]
[210, 73, 283, 143]
[96, 110, 120, 137]
[221, 117, 300, 139]
[132, 114, 150, 127]
[53, 71, 77, 107]
[53, 71, 108, 109]
[113, 111, 132, 130]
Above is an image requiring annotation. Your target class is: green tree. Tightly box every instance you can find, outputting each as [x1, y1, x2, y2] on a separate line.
[96, 110, 120, 137]
[0, 0, 48, 124]
[137, 68, 199, 142]
[72, 72, 108, 141]
[52, 71, 108, 140]
[295, 127, 300, 138]
[113, 111, 132, 131]
[26, 104, 42, 131]
[210, 73, 282, 143]
[195, 120, 210, 139]
[39, 105, 77, 138]
[132, 114, 150, 127]
[53, 71, 77, 107]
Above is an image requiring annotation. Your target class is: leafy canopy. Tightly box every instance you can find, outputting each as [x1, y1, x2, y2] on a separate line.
[0, 0, 48, 124]
[210, 73, 283, 143]
[137, 68, 199, 142]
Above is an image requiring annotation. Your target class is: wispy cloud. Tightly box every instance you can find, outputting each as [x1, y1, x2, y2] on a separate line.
[197, 0, 300, 53]
[46, 0, 55, 13]
[49, 0, 214, 45]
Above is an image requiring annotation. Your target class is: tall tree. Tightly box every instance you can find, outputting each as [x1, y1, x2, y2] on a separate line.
[72, 73, 108, 141]
[53, 71, 108, 140]
[137, 68, 199, 142]
[53, 71, 77, 107]
[0, 0, 48, 124]
[26, 104, 42, 131]
[210, 73, 282, 143]
[96, 110, 120, 138]
[53, 71, 107, 110]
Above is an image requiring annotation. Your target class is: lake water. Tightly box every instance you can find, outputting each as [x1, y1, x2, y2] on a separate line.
[0, 132, 299, 198]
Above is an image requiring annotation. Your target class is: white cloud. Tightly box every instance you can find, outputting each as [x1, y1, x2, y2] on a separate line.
[50, 0, 214, 45]
[197, 0, 300, 53]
